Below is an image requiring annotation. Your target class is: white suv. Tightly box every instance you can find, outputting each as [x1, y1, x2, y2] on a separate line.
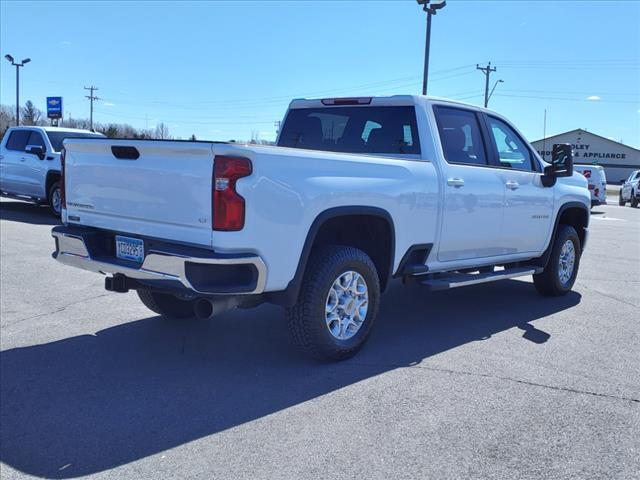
[619, 170, 640, 208]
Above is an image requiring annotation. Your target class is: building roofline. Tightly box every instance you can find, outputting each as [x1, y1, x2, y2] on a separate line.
[532, 128, 640, 153]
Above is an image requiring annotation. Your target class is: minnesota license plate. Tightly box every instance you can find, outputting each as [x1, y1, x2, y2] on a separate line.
[115, 235, 144, 263]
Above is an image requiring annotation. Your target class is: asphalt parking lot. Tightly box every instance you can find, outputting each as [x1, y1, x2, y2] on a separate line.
[1, 197, 638, 480]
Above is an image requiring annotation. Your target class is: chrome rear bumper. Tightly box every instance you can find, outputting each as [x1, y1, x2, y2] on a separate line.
[52, 227, 267, 295]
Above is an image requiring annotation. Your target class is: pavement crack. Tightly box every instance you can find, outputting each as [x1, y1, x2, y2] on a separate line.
[4, 293, 112, 327]
[578, 283, 639, 308]
[350, 361, 640, 404]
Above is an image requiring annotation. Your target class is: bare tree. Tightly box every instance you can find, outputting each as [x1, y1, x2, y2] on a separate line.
[0, 105, 16, 139]
[154, 122, 171, 140]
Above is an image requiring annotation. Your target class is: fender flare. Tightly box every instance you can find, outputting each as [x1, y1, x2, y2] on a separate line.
[273, 206, 396, 307]
[535, 201, 589, 269]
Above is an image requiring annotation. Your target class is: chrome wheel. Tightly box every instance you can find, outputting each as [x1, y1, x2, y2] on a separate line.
[50, 187, 61, 215]
[558, 239, 576, 285]
[325, 271, 369, 340]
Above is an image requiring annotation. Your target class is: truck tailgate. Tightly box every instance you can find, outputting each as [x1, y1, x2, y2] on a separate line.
[63, 139, 214, 247]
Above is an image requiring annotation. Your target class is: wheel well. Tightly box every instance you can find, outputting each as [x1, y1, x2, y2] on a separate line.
[45, 171, 60, 201]
[311, 214, 394, 291]
[558, 206, 588, 248]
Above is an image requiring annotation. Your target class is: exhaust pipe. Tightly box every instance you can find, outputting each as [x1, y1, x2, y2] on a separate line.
[193, 297, 241, 320]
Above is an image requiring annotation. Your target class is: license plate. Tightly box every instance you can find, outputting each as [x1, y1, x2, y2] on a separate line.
[115, 235, 144, 263]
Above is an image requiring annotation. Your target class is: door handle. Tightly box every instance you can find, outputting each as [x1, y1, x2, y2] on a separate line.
[505, 180, 520, 190]
[447, 178, 465, 188]
[20, 157, 26, 162]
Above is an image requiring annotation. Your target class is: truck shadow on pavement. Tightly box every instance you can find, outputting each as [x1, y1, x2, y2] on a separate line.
[0, 199, 60, 226]
[0, 279, 580, 478]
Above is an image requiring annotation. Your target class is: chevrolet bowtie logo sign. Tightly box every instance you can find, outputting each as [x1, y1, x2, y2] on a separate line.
[46, 96, 63, 119]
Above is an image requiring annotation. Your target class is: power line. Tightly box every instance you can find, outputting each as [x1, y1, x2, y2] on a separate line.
[84, 85, 99, 130]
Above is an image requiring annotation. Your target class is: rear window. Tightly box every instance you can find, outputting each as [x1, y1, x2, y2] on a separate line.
[46, 131, 104, 152]
[5, 130, 31, 151]
[278, 106, 420, 155]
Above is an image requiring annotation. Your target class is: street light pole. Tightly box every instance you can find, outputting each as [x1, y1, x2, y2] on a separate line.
[418, 0, 446, 96]
[4, 54, 31, 126]
[487, 79, 504, 106]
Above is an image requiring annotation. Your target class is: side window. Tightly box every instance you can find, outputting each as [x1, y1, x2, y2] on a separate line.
[487, 117, 535, 172]
[5, 130, 30, 151]
[361, 120, 381, 143]
[434, 107, 488, 166]
[27, 131, 46, 151]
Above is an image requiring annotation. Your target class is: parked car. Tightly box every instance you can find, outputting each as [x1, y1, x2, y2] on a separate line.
[0, 126, 104, 216]
[574, 164, 607, 207]
[619, 169, 640, 207]
[51, 95, 590, 360]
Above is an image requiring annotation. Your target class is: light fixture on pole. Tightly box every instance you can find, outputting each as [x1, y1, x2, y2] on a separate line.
[487, 79, 504, 106]
[4, 54, 31, 126]
[417, 0, 446, 96]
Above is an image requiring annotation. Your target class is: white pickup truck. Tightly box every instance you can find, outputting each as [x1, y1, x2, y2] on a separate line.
[52, 95, 590, 360]
[0, 126, 104, 216]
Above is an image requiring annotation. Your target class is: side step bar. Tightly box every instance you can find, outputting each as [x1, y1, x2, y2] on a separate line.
[418, 266, 543, 291]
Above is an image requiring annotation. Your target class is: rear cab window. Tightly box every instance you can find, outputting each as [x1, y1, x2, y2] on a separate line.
[278, 106, 420, 155]
[46, 131, 104, 152]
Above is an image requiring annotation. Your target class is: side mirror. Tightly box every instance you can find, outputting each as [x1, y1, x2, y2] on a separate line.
[550, 143, 573, 177]
[25, 145, 45, 160]
[542, 143, 573, 187]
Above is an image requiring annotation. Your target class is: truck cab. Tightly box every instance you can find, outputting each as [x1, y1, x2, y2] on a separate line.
[0, 126, 104, 216]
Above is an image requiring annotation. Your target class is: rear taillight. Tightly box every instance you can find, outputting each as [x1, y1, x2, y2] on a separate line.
[212, 156, 252, 231]
[60, 148, 66, 210]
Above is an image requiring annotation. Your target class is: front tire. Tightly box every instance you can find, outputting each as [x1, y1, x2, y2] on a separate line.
[533, 225, 581, 296]
[48, 181, 62, 217]
[631, 192, 639, 208]
[618, 190, 626, 206]
[286, 245, 381, 361]
[137, 289, 196, 319]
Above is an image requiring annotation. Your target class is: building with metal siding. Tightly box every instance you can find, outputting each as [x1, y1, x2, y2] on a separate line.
[531, 129, 640, 184]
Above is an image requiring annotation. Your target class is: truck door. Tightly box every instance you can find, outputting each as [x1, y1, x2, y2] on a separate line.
[0, 129, 30, 194]
[21, 130, 48, 197]
[433, 106, 506, 262]
[483, 115, 553, 253]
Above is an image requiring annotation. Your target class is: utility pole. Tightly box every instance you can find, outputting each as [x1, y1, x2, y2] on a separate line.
[274, 120, 281, 137]
[84, 86, 99, 130]
[476, 62, 497, 108]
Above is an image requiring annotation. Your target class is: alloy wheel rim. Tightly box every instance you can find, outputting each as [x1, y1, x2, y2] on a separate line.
[558, 239, 576, 285]
[51, 188, 61, 214]
[325, 271, 369, 340]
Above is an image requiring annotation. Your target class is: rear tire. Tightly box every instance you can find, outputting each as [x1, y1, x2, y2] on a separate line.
[286, 245, 380, 361]
[48, 181, 62, 217]
[137, 289, 196, 319]
[533, 225, 581, 296]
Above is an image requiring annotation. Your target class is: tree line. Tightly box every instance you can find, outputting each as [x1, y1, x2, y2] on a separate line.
[0, 101, 179, 141]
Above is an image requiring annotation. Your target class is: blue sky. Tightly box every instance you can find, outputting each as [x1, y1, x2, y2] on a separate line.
[1, 0, 639, 145]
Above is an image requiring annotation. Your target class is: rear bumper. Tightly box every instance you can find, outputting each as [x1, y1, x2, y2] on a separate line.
[51, 226, 267, 295]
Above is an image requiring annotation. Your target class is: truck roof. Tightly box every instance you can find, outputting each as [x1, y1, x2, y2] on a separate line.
[8, 126, 100, 134]
[288, 94, 495, 113]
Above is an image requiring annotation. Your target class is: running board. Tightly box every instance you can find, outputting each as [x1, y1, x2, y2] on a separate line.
[418, 267, 543, 291]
